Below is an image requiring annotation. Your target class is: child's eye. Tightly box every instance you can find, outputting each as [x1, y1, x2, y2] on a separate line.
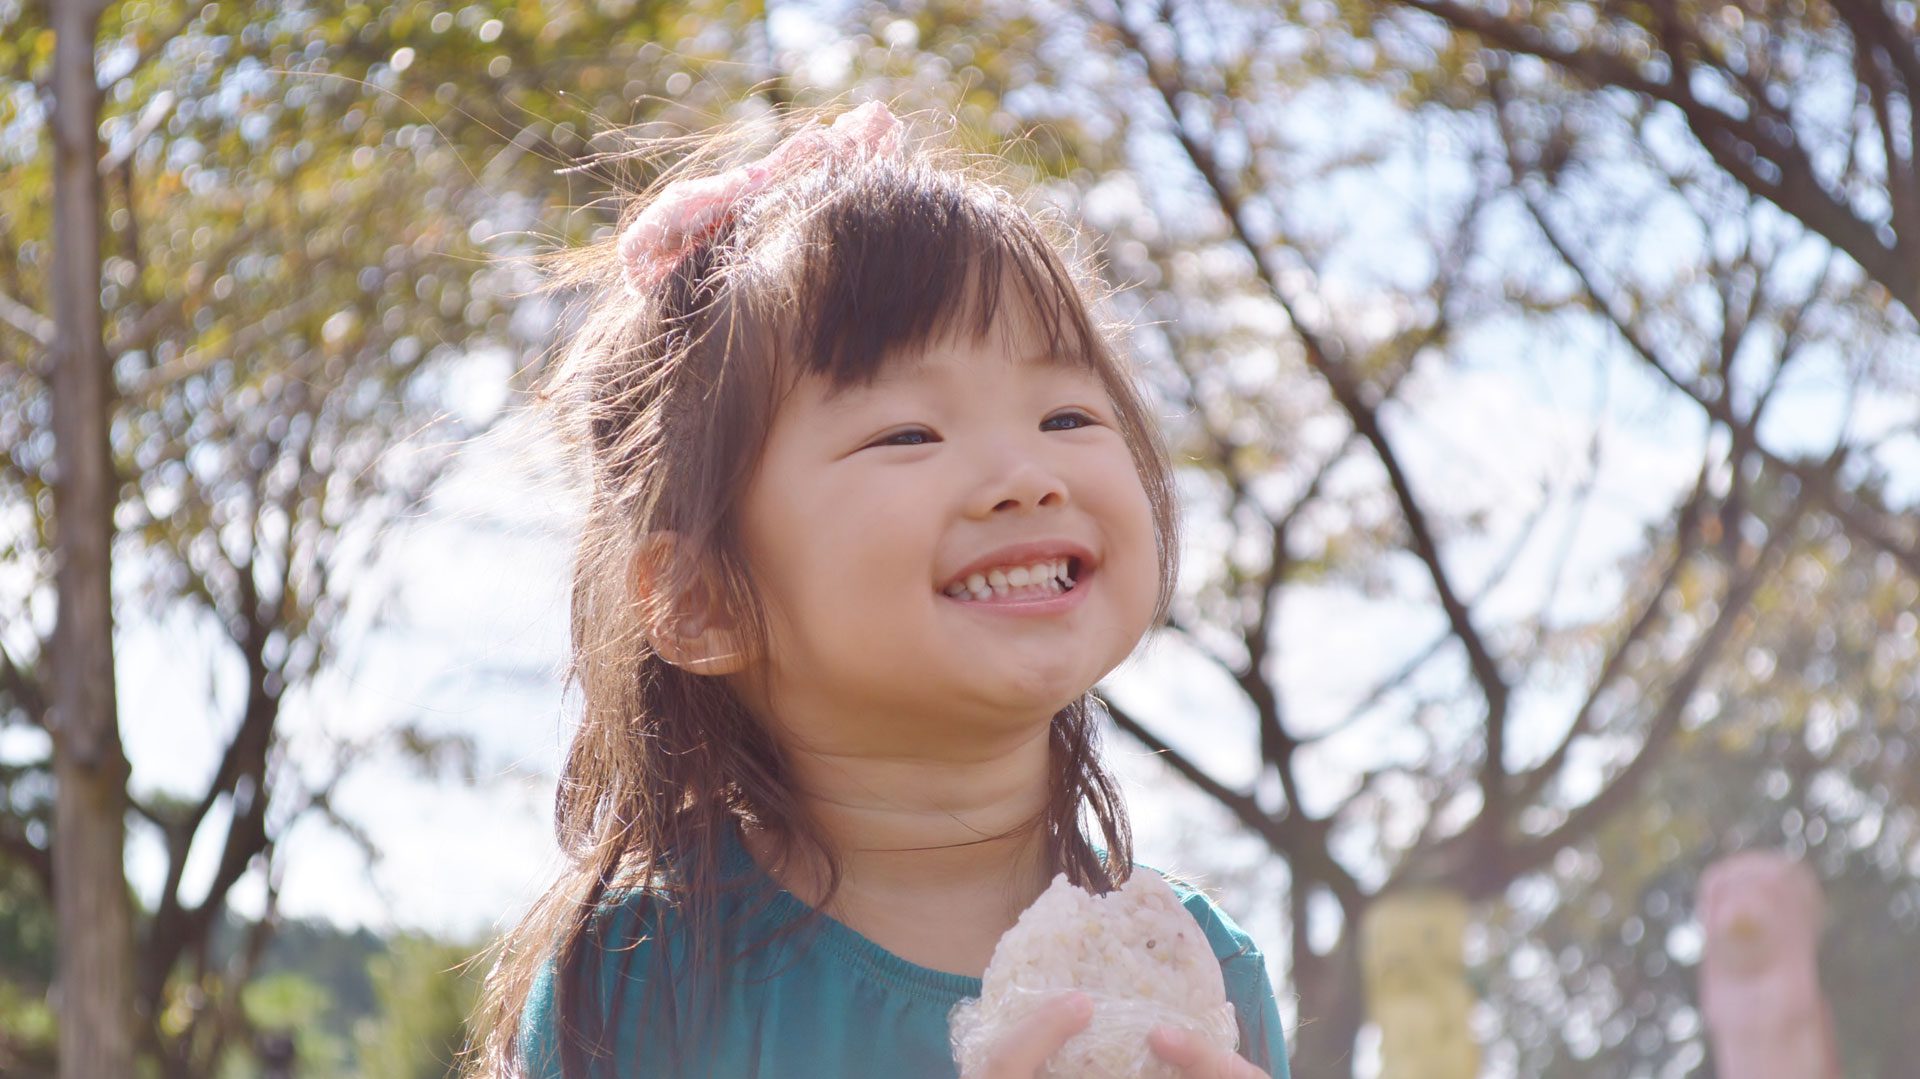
[871, 427, 937, 448]
[1042, 409, 1099, 432]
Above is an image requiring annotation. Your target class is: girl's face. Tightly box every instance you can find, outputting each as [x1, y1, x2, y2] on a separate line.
[728, 298, 1159, 752]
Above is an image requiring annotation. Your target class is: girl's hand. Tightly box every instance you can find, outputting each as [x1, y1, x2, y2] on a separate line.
[960, 992, 1094, 1079]
[1147, 1026, 1271, 1079]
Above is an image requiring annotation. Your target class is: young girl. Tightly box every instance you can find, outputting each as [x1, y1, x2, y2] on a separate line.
[467, 101, 1291, 1079]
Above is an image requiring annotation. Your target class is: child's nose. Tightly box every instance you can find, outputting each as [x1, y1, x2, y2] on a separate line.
[969, 457, 1068, 517]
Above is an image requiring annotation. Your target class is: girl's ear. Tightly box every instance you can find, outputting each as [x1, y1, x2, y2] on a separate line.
[630, 531, 752, 676]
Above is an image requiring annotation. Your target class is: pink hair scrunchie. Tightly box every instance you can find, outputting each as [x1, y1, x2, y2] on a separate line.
[618, 101, 906, 297]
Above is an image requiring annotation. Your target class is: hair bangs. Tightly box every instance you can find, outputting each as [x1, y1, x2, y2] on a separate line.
[754, 161, 1104, 395]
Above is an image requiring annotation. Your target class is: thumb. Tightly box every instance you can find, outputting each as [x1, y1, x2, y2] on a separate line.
[966, 992, 1095, 1079]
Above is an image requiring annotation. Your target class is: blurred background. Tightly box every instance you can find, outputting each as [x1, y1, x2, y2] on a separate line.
[2, 1, 1917, 1076]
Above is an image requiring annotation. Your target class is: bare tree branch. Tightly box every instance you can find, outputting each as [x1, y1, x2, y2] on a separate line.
[1503, 492, 1810, 881]
[0, 635, 48, 725]
[97, 90, 175, 176]
[101, 14, 196, 97]
[1395, 0, 1919, 308]
[0, 289, 54, 348]
[0, 823, 52, 894]
[1510, 466, 1710, 808]
[1101, 1, 1514, 813]
[1513, 162, 1920, 579]
[115, 229, 323, 390]
[1097, 692, 1365, 909]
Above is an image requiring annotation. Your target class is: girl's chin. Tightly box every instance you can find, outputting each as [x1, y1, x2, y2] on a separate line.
[942, 665, 1107, 717]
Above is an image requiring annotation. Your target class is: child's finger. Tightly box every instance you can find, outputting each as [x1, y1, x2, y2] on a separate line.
[963, 991, 1095, 1079]
[1146, 1026, 1270, 1079]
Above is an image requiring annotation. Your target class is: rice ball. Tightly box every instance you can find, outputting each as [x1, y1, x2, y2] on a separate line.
[949, 870, 1238, 1078]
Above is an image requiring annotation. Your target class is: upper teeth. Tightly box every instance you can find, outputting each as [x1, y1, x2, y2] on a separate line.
[943, 559, 1075, 599]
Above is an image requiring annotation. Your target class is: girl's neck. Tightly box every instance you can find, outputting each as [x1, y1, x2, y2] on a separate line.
[742, 721, 1058, 918]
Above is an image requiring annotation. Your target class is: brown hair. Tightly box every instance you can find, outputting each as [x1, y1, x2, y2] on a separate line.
[463, 102, 1181, 1078]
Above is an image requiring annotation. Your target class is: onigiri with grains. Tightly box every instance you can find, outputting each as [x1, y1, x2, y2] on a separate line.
[949, 869, 1238, 1078]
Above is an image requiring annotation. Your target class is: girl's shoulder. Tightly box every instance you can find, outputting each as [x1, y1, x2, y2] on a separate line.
[518, 880, 793, 1078]
[518, 888, 673, 1075]
[1130, 861, 1265, 965]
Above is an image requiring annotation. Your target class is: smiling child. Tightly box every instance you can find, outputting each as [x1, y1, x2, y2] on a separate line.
[463, 101, 1290, 1079]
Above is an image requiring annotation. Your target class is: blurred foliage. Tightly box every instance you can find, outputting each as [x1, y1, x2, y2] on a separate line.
[242, 914, 386, 1022]
[221, 926, 479, 1078]
[353, 935, 484, 1079]
[0, 856, 56, 1075]
[0, 0, 777, 1071]
[1482, 477, 1920, 1077]
[235, 972, 350, 1077]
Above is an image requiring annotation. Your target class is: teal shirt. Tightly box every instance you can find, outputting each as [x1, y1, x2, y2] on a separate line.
[521, 828, 1291, 1078]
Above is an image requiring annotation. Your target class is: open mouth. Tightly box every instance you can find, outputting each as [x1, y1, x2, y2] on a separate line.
[940, 557, 1085, 603]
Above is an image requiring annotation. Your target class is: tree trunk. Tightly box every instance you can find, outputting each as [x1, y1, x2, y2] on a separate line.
[49, 0, 136, 1075]
[1291, 922, 1364, 1079]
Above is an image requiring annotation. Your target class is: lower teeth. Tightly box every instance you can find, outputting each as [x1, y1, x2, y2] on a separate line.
[961, 580, 1071, 601]
[943, 575, 1081, 601]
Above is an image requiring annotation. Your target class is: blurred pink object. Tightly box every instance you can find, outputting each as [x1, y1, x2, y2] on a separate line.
[1698, 850, 1840, 1079]
[618, 101, 904, 295]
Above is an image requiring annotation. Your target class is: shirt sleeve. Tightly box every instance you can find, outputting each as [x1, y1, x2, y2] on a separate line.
[518, 956, 565, 1079]
[1175, 885, 1293, 1079]
[1222, 942, 1292, 1079]
[515, 896, 659, 1079]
